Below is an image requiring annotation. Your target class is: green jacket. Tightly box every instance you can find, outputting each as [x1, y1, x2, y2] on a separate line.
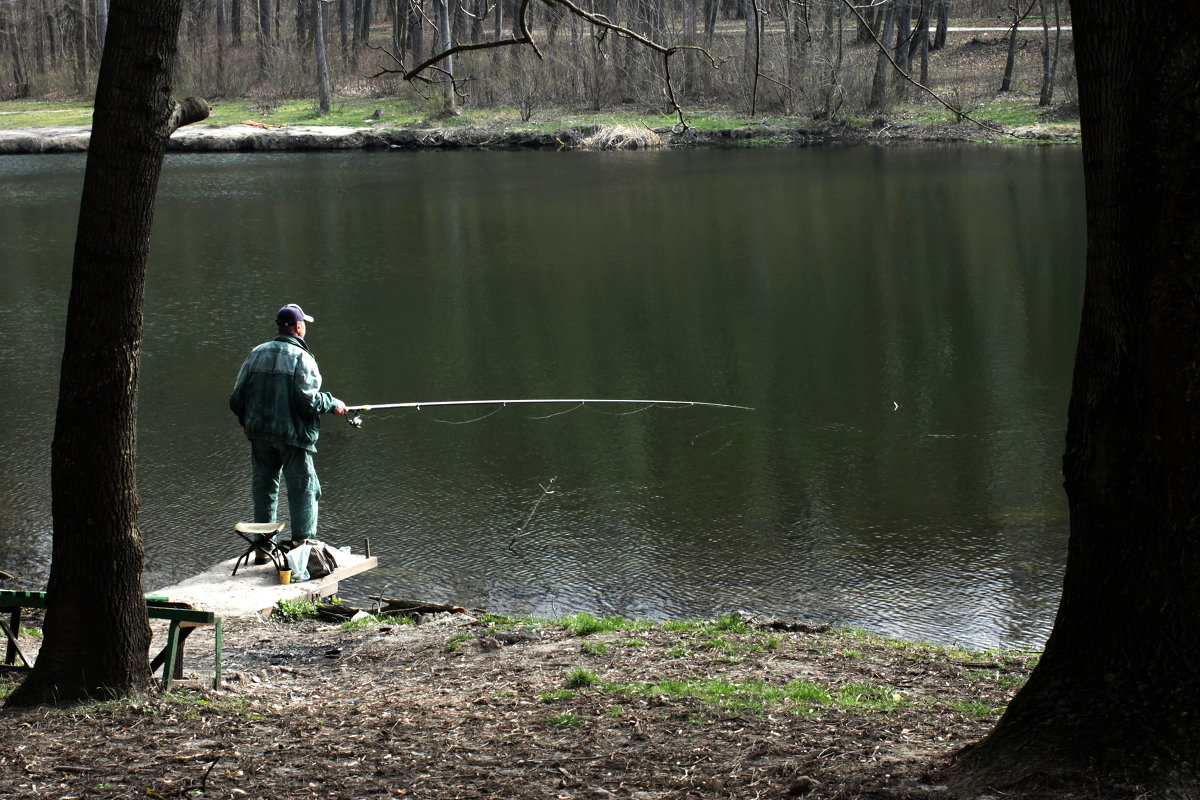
[229, 334, 342, 452]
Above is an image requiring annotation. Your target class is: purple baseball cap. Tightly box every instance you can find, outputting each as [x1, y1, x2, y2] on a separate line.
[276, 303, 314, 324]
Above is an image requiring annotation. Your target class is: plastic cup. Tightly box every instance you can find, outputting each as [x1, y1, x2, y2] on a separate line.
[278, 569, 291, 585]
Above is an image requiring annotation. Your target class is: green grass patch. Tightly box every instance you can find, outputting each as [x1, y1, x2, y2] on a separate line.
[555, 612, 654, 637]
[444, 631, 474, 652]
[0, 99, 94, 127]
[582, 641, 609, 656]
[544, 712, 585, 727]
[564, 667, 599, 689]
[339, 613, 379, 632]
[540, 689, 577, 703]
[834, 683, 907, 712]
[665, 645, 689, 659]
[947, 699, 1005, 720]
[273, 597, 320, 622]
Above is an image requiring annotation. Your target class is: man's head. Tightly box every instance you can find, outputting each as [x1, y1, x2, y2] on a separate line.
[276, 303, 314, 337]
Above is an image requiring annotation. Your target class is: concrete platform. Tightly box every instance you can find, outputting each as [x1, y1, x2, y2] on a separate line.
[153, 550, 378, 619]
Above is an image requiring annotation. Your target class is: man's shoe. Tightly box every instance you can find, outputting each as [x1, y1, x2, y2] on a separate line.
[253, 543, 273, 565]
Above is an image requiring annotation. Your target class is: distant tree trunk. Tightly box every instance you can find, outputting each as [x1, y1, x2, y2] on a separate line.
[339, 0, 348, 50]
[915, 0, 930, 85]
[1038, 0, 1060, 106]
[868, 0, 896, 110]
[257, 0, 270, 77]
[932, 0, 947, 49]
[433, 0, 455, 114]
[681, 0, 696, 96]
[493, 0, 502, 39]
[743, 0, 758, 110]
[999, 6, 1021, 92]
[3, 2, 30, 98]
[703, 0, 717, 45]
[893, 0, 914, 99]
[2, 0, 209, 710]
[314, 0, 330, 112]
[96, 0, 108, 46]
[73, 0, 89, 94]
[231, 0, 242, 45]
[470, 0, 484, 42]
[216, 0, 226, 79]
[33, 0, 48, 75]
[392, 0, 409, 59]
[409, 0, 423, 61]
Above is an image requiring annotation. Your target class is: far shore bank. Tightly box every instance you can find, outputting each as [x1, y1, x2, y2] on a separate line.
[0, 118, 1079, 155]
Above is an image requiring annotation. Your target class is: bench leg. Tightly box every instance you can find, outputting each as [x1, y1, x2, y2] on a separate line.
[156, 621, 181, 689]
[0, 618, 30, 668]
[212, 619, 223, 689]
[4, 608, 22, 666]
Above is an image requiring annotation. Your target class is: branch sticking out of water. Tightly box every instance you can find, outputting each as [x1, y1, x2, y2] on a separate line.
[508, 477, 557, 551]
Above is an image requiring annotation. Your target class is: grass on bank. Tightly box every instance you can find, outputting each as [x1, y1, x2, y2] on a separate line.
[0, 94, 1077, 138]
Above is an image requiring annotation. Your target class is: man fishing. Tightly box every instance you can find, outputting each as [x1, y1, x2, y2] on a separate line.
[230, 303, 347, 562]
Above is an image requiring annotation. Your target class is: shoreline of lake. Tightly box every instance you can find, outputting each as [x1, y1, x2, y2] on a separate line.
[0, 119, 1079, 155]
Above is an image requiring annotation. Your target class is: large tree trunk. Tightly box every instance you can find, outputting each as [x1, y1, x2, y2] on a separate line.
[4, 0, 207, 708]
[955, 1, 1200, 792]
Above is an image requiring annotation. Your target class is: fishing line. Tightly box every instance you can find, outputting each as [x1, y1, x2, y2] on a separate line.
[525, 402, 585, 420]
[431, 405, 506, 425]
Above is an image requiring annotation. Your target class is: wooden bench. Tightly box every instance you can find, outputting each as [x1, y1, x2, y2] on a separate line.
[0, 590, 222, 690]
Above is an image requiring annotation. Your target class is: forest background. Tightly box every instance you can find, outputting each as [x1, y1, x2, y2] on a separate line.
[0, 0, 1074, 133]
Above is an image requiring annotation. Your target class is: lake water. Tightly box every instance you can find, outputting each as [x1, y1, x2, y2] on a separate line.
[0, 144, 1085, 649]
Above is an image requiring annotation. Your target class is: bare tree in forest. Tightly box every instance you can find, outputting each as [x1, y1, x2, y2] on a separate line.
[314, 0, 331, 111]
[951, 1, 1200, 794]
[73, 0, 89, 93]
[868, 0, 896, 109]
[999, 0, 1035, 92]
[256, 0, 270, 77]
[932, 0, 947, 49]
[1037, 0, 1060, 105]
[3, 1, 30, 97]
[2, 0, 207, 708]
[433, 0, 455, 114]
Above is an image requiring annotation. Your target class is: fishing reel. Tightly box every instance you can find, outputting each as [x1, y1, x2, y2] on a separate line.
[347, 412, 364, 429]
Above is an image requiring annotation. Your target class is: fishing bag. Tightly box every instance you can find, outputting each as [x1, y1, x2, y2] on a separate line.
[284, 541, 340, 581]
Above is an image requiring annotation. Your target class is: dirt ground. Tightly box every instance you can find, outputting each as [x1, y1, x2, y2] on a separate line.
[0, 607, 1146, 800]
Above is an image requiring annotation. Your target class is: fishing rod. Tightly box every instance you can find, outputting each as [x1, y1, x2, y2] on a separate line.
[343, 398, 753, 427]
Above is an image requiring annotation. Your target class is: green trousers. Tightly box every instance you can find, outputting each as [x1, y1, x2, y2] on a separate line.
[250, 440, 321, 542]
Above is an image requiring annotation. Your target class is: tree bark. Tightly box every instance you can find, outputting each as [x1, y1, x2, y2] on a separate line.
[4, 0, 208, 708]
[72, 0, 89, 94]
[999, 9, 1019, 91]
[433, 0, 456, 114]
[955, 1, 1200, 792]
[3, 2, 30, 98]
[257, 0, 270, 77]
[932, 0, 946, 49]
[868, 0, 896, 110]
[314, 0, 330, 112]
[231, 0, 242, 45]
[1038, 0, 1060, 106]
